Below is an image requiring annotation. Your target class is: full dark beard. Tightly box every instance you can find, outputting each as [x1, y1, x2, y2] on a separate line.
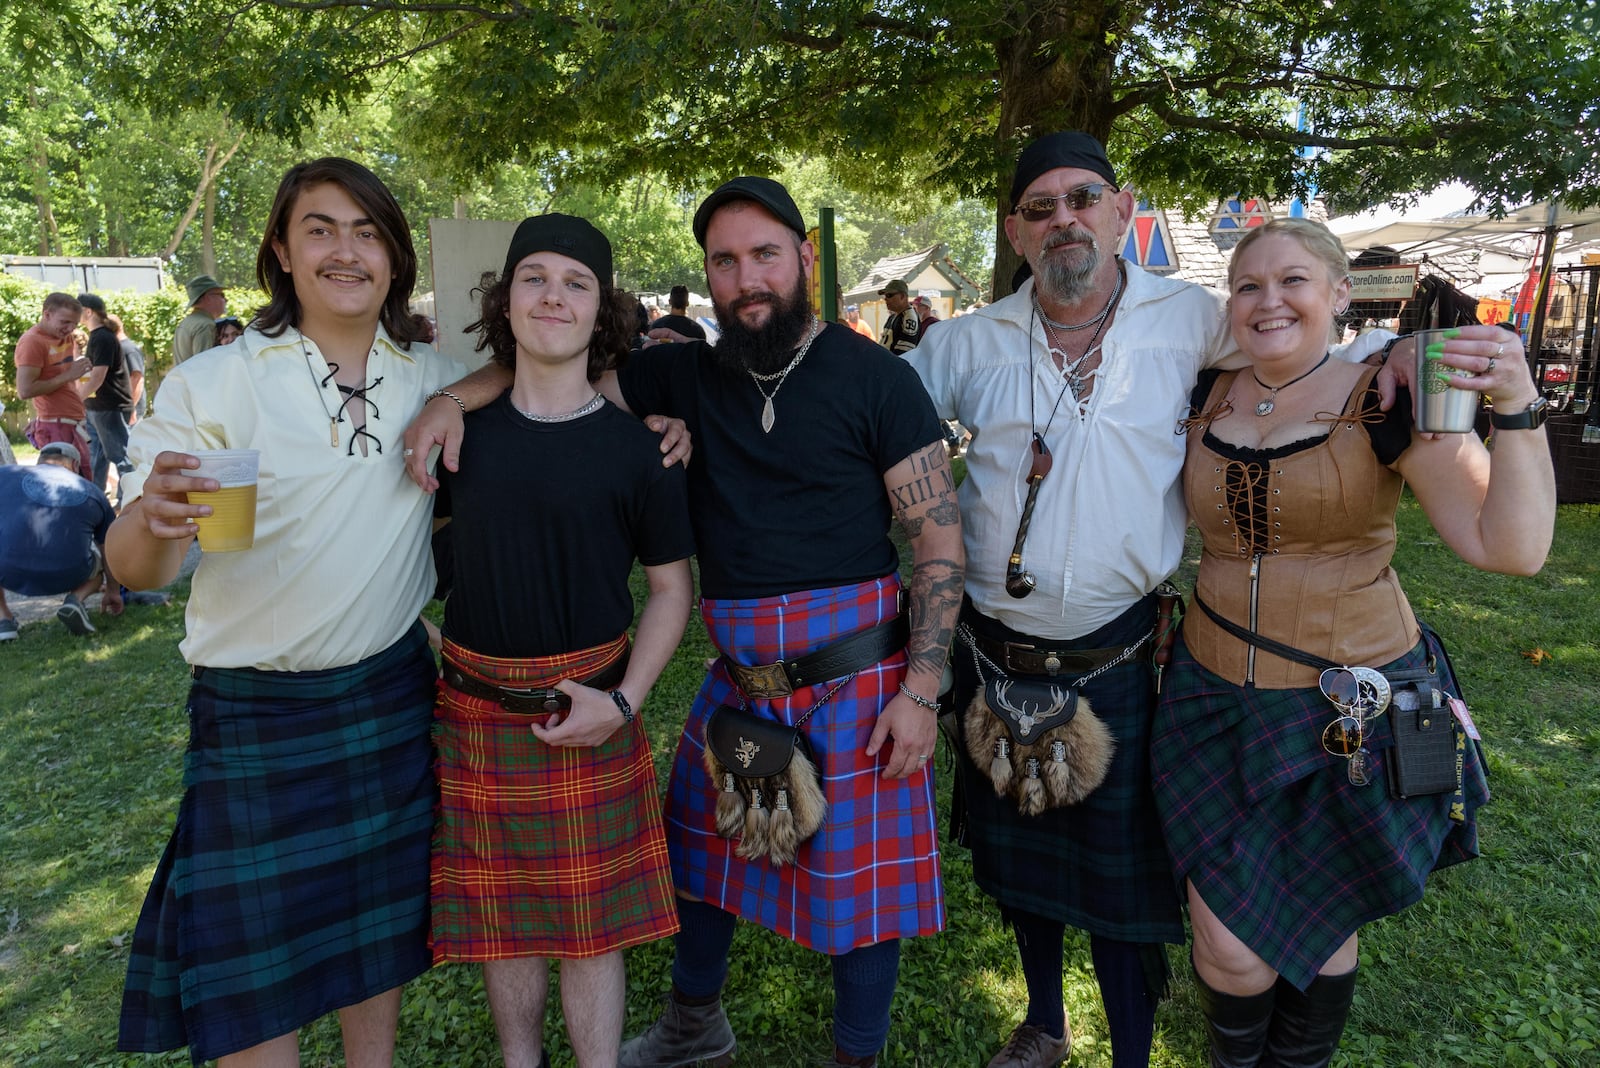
[710, 272, 814, 376]
[1034, 226, 1100, 305]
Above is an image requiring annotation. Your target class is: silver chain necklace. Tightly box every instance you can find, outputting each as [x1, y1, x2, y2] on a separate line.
[512, 391, 604, 423]
[1034, 271, 1123, 332]
[1036, 265, 1124, 404]
[747, 316, 820, 433]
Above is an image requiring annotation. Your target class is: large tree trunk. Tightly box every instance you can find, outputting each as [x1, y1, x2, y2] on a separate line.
[26, 86, 60, 256]
[990, 4, 1118, 300]
[202, 180, 218, 275]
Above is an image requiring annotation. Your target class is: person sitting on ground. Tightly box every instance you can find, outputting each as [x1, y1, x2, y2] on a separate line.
[1152, 217, 1555, 1068]
[649, 284, 708, 341]
[0, 441, 122, 640]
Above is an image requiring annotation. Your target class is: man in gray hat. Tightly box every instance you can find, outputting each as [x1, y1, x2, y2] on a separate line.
[172, 274, 227, 366]
[877, 278, 923, 354]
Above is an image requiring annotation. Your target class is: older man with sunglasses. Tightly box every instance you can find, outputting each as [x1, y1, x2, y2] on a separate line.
[904, 131, 1394, 1068]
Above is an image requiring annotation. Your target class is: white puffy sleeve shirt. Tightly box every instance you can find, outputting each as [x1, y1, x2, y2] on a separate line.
[907, 264, 1235, 640]
[124, 326, 467, 670]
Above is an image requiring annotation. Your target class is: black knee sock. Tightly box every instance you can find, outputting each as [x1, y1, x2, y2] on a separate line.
[1008, 908, 1067, 1040]
[1090, 935, 1158, 1068]
[670, 898, 736, 1001]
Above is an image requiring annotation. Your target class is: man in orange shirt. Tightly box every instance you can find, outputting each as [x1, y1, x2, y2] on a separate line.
[14, 292, 93, 479]
[844, 304, 875, 340]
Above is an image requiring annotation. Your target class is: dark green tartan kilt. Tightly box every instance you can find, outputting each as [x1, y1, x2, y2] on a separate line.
[118, 623, 438, 1063]
[949, 595, 1185, 945]
[1151, 628, 1488, 991]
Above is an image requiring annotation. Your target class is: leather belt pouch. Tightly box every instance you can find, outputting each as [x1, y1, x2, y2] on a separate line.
[1384, 666, 1458, 798]
[702, 704, 826, 867]
[724, 615, 908, 698]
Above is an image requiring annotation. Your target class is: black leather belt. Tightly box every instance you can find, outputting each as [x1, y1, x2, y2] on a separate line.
[972, 632, 1146, 678]
[723, 615, 909, 699]
[442, 654, 628, 715]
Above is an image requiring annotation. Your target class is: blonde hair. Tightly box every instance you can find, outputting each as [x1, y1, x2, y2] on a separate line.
[1226, 217, 1352, 292]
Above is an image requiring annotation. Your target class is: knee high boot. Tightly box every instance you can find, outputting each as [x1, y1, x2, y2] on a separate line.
[1192, 969, 1275, 1068]
[1262, 968, 1357, 1068]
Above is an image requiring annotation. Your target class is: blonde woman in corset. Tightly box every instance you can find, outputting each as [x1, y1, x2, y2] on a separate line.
[1151, 217, 1554, 1068]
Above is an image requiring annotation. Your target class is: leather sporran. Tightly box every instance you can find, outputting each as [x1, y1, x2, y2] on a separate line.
[702, 704, 826, 866]
[963, 676, 1114, 817]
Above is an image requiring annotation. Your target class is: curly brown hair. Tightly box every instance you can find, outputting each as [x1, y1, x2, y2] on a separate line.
[465, 271, 634, 383]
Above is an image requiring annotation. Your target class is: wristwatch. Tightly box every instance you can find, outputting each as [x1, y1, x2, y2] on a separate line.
[1490, 396, 1549, 431]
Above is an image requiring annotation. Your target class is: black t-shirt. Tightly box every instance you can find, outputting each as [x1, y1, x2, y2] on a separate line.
[434, 393, 694, 658]
[649, 313, 707, 341]
[84, 325, 132, 411]
[617, 322, 942, 599]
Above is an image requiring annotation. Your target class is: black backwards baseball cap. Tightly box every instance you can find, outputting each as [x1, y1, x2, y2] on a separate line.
[692, 177, 807, 249]
[1010, 132, 1120, 204]
[502, 213, 613, 284]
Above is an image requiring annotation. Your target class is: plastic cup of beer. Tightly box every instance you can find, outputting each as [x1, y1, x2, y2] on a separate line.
[182, 449, 260, 552]
[1412, 328, 1481, 433]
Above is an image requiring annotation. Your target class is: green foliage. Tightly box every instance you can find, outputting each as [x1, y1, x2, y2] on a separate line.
[2, 502, 1598, 1066]
[0, 273, 49, 412]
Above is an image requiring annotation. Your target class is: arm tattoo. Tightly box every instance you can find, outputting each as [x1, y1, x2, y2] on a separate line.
[906, 559, 964, 678]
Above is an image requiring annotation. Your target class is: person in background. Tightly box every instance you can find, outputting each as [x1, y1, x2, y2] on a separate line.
[172, 274, 226, 365]
[1152, 217, 1553, 1068]
[650, 284, 708, 341]
[13, 292, 93, 480]
[215, 315, 245, 347]
[844, 304, 875, 339]
[77, 294, 135, 498]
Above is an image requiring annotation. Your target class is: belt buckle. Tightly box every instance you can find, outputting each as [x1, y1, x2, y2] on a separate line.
[729, 660, 794, 699]
[498, 685, 565, 714]
[1002, 640, 1062, 676]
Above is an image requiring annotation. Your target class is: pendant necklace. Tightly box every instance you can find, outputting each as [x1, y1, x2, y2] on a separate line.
[512, 392, 604, 422]
[1035, 262, 1124, 405]
[747, 316, 820, 433]
[1252, 351, 1330, 417]
[301, 337, 383, 453]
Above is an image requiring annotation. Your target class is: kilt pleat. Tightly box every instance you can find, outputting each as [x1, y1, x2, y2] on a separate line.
[948, 596, 1186, 944]
[430, 635, 678, 962]
[118, 623, 437, 1063]
[665, 575, 944, 954]
[1151, 629, 1488, 991]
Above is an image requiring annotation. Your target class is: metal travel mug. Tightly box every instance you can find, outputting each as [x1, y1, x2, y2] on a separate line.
[1412, 328, 1480, 433]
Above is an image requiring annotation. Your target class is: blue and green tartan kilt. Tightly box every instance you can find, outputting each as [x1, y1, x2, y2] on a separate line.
[118, 622, 438, 1064]
[949, 595, 1186, 945]
[1151, 627, 1488, 991]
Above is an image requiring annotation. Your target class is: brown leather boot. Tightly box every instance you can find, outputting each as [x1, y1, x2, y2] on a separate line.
[986, 1015, 1073, 1068]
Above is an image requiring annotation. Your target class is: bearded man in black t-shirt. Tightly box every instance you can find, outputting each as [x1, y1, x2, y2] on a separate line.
[403, 178, 965, 1068]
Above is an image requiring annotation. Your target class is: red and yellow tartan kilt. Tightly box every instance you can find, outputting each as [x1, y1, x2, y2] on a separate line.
[430, 635, 678, 962]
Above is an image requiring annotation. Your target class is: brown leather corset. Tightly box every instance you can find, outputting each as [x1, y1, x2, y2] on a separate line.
[1182, 367, 1418, 688]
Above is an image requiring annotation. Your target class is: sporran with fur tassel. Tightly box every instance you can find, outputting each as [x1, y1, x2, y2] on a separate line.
[957, 623, 1148, 816]
[702, 703, 827, 866]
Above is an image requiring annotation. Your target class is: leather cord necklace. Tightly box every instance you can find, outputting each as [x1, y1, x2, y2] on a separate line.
[1252, 350, 1330, 417]
[301, 338, 383, 454]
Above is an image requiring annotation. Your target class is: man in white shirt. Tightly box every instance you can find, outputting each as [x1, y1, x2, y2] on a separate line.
[109, 157, 464, 1068]
[906, 131, 1393, 1068]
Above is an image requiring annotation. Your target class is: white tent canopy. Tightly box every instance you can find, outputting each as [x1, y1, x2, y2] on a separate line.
[1330, 188, 1600, 257]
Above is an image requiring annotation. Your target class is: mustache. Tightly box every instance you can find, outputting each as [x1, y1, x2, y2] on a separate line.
[729, 292, 775, 314]
[1042, 227, 1098, 253]
[317, 263, 373, 280]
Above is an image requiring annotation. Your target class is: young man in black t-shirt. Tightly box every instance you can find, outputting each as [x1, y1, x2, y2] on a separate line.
[429, 214, 693, 1068]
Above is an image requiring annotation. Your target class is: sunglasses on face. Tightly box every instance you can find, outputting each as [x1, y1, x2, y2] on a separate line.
[1012, 184, 1110, 222]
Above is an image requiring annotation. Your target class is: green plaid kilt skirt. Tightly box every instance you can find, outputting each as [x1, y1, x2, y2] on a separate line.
[117, 623, 437, 1063]
[1151, 627, 1488, 991]
[949, 595, 1185, 944]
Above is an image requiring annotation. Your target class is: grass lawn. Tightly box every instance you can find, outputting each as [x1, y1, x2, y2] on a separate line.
[2, 495, 1597, 1067]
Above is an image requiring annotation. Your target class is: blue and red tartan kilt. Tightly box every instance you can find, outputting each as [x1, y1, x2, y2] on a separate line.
[430, 635, 678, 962]
[1152, 628, 1488, 991]
[118, 623, 437, 1064]
[665, 574, 945, 954]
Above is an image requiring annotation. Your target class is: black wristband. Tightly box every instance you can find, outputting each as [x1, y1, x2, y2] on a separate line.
[609, 689, 635, 723]
[1377, 334, 1408, 365]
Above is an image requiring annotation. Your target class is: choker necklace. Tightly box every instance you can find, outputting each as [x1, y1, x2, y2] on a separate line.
[512, 392, 604, 422]
[747, 316, 820, 433]
[301, 337, 383, 453]
[1252, 351, 1330, 416]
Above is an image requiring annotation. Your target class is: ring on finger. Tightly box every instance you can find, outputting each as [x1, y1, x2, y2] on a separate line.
[1486, 357, 1496, 373]
[402, 447, 415, 457]
[1496, 342, 1506, 359]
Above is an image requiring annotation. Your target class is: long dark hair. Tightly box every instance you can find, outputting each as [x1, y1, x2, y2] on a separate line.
[466, 271, 634, 383]
[252, 157, 428, 347]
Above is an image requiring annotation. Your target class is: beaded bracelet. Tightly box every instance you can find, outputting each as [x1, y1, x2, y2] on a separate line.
[610, 689, 635, 723]
[898, 683, 941, 711]
[425, 388, 467, 415]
